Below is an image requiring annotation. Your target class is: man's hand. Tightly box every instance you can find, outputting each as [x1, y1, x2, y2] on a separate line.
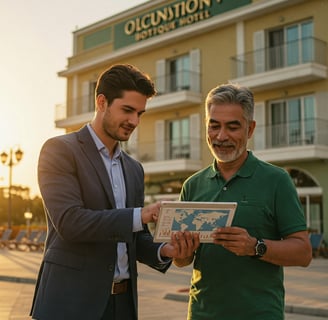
[211, 226, 256, 256]
[161, 231, 200, 267]
[141, 202, 161, 224]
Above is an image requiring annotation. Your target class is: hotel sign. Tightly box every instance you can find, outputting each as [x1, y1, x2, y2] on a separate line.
[114, 0, 251, 49]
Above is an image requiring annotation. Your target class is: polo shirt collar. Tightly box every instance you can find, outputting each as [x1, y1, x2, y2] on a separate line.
[208, 150, 258, 179]
[237, 151, 258, 178]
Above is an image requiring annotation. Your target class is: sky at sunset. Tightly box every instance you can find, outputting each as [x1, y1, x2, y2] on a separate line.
[0, 0, 148, 197]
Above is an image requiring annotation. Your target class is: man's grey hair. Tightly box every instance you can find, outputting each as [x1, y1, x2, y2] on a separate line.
[205, 83, 254, 122]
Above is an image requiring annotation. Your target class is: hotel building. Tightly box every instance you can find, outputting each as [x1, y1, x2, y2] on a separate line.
[55, 0, 328, 242]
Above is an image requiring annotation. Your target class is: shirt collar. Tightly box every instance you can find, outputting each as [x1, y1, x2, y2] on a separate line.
[207, 150, 258, 179]
[87, 123, 122, 159]
[237, 151, 258, 178]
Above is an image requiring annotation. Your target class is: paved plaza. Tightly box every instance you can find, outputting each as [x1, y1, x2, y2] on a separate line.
[0, 249, 327, 319]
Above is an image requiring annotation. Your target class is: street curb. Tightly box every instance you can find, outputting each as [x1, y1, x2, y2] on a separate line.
[164, 293, 328, 318]
[0, 275, 36, 285]
[164, 293, 189, 303]
[285, 304, 328, 318]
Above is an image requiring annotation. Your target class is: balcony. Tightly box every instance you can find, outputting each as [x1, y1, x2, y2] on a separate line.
[55, 70, 202, 129]
[253, 118, 328, 163]
[147, 70, 202, 112]
[55, 96, 95, 129]
[123, 138, 203, 174]
[55, 105, 93, 129]
[230, 37, 327, 91]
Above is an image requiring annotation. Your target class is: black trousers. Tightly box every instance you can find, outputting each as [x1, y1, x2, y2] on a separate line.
[101, 281, 136, 320]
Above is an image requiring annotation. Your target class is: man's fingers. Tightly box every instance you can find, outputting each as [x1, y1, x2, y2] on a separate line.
[174, 232, 199, 257]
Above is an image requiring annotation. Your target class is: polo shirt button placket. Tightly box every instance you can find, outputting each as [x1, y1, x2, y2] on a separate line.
[223, 186, 227, 191]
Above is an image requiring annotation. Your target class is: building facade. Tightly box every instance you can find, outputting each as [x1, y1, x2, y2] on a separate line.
[55, 0, 328, 241]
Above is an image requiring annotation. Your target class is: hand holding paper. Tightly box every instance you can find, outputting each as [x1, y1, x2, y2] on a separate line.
[160, 231, 200, 259]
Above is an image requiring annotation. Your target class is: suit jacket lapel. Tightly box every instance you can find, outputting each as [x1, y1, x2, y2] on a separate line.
[76, 125, 116, 207]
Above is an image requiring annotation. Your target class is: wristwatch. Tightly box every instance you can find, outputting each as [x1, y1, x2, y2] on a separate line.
[254, 238, 267, 258]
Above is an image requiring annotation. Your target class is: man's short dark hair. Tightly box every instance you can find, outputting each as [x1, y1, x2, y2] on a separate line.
[96, 64, 156, 105]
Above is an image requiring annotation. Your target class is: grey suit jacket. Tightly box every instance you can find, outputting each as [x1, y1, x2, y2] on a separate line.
[31, 126, 169, 320]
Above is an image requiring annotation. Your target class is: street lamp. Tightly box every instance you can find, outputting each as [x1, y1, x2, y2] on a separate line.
[1, 147, 24, 229]
[24, 210, 33, 236]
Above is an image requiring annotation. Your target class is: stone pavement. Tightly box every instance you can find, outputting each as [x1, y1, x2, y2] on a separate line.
[0, 248, 327, 320]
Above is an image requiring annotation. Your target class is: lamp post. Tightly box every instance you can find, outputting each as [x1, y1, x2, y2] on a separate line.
[1, 147, 23, 229]
[24, 210, 33, 236]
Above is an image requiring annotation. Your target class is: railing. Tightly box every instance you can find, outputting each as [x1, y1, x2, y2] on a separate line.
[55, 95, 95, 121]
[254, 118, 328, 150]
[55, 70, 201, 120]
[231, 37, 327, 78]
[154, 69, 201, 95]
[55, 103, 66, 121]
[55, 70, 201, 121]
[122, 137, 202, 162]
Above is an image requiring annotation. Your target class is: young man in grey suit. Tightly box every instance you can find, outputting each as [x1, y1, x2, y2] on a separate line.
[31, 64, 199, 320]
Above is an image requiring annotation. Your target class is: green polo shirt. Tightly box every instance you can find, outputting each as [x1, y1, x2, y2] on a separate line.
[180, 151, 307, 320]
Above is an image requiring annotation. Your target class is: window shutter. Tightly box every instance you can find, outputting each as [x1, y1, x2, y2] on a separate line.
[156, 60, 166, 95]
[190, 113, 201, 160]
[71, 75, 78, 116]
[155, 120, 165, 160]
[315, 92, 327, 145]
[236, 22, 245, 77]
[254, 102, 265, 150]
[253, 30, 265, 73]
[190, 49, 200, 92]
[315, 92, 326, 119]
[82, 81, 90, 113]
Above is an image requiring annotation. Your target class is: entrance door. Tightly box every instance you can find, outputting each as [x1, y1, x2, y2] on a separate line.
[287, 168, 323, 232]
[300, 195, 323, 233]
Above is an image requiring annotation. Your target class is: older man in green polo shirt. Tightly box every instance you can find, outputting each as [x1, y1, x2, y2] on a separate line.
[173, 83, 312, 320]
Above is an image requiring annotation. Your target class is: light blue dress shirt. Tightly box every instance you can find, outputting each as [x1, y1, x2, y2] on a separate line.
[87, 124, 143, 281]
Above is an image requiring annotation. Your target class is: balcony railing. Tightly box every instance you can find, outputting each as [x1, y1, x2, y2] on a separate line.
[55, 103, 66, 121]
[55, 70, 201, 122]
[55, 95, 95, 121]
[154, 69, 201, 95]
[231, 37, 327, 78]
[122, 137, 201, 162]
[254, 118, 328, 150]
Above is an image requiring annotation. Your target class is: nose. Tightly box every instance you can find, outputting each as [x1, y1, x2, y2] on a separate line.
[128, 113, 139, 127]
[216, 128, 228, 141]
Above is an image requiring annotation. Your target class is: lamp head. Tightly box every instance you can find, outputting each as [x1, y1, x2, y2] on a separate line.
[15, 148, 23, 162]
[1, 151, 8, 165]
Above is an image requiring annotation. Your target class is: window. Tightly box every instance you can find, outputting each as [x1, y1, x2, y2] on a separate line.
[155, 49, 200, 94]
[155, 114, 200, 161]
[268, 29, 284, 69]
[169, 55, 190, 91]
[287, 168, 323, 233]
[168, 118, 190, 159]
[304, 96, 315, 143]
[268, 20, 313, 70]
[270, 95, 315, 147]
[81, 81, 97, 114]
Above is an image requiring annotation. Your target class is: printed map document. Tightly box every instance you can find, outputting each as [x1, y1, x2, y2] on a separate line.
[153, 201, 237, 243]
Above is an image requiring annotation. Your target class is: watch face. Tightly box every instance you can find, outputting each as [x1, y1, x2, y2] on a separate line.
[256, 242, 267, 256]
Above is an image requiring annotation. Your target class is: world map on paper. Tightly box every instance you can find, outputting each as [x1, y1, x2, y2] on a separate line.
[171, 208, 230, 232]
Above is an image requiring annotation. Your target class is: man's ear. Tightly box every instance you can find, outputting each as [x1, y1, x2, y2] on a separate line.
[248, 120, 256, 139]
[96, 94, 107, 112]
